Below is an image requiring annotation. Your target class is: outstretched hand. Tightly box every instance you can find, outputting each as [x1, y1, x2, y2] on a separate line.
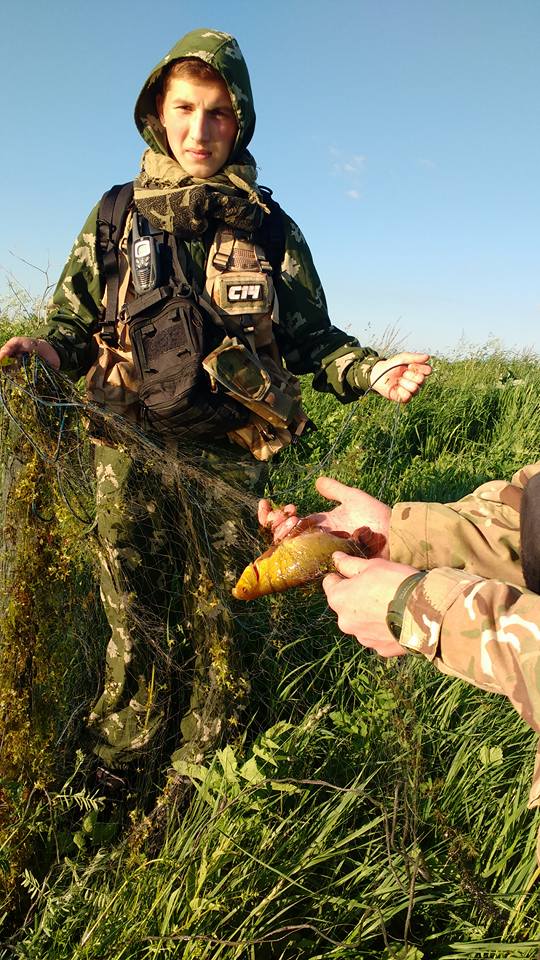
[0, 337, 60, 370]
[322, 553, 419, 657]
[258, 476, 392, 552]
[369, 353, 431, 403]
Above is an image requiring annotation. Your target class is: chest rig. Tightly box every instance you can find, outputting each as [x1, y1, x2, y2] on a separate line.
[93, 182, 308, 458]
[202, 226, 308, 458]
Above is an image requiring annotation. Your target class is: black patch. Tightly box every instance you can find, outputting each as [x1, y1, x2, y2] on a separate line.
[226, 282, 263, 303]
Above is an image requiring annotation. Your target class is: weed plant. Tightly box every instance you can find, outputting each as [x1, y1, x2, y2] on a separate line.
[1, 333, 540, 958]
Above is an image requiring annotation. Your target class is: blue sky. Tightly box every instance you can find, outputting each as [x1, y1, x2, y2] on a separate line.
[1, 0, 538, 356]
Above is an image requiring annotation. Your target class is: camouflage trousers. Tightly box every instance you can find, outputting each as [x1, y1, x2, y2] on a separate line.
[87, 441, 266, 771]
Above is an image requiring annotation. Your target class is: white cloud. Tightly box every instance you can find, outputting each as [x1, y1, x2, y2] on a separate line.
[343, 155, 366, 174]
[330, 147, 367, 178]
[330, 147, 366, 203]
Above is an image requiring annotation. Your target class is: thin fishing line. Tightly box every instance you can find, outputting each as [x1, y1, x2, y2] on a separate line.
[0, 373, 51, 461]
[55, 466, 95, 526]
[0, 381, 66, 464]
[273, 361, 410, 502]
[30, 500, 55, 523]
[377, 401, 403, 501]
[0, 359, 95, 522]
[1, 356, 409, 524]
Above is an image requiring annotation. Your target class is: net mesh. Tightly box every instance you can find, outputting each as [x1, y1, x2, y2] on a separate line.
[0, 357, 295, 798]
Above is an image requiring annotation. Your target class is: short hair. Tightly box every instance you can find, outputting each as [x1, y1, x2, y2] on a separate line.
[160, 58, 224, 97]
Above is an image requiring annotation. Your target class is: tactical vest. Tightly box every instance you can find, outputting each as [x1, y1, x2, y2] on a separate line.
[90, 183, 308, 460]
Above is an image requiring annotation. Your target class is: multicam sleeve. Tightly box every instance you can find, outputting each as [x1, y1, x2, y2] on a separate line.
[399, 568, 540, 811]
[36, 203, 104, 379]
[274, 212, 382, 401]
[390, 463, 540, 587]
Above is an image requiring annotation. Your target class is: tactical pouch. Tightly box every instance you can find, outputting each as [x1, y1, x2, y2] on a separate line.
[125, 290, 248, 439]
[203, 337, 304, 428]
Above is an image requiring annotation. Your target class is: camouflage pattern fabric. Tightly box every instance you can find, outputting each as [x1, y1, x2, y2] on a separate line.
[133, 150, 267, 237]
[40, 203, 379, 398]
[133, 29, 257, 161]
[88, 443, 176, 767]
[88, 442, 265, 770]
[36, 26, 384, 769]
[390, 462, 540, 861]
[38, 28, 380, 399]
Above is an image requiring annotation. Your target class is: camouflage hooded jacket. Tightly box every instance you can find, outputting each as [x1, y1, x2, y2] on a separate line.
[40, 29, 379, 401]
[390, 463, 540, 859]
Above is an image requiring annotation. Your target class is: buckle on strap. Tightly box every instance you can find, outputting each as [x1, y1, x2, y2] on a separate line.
[123, 285, 175, 320]
[212, 251, 230, 271]
[100, 320, 118, 345]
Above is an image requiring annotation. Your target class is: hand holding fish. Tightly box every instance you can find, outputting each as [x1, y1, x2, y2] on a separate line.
[233, 479, 392, 601]
[323, 553, 419, 657]
[258, 476, 391, 555]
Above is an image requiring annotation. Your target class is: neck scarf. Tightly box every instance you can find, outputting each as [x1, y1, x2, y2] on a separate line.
[133, 150, 270, 236]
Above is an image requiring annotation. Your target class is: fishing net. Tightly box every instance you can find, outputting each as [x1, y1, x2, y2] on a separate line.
[4, 353, 540, 950]
[0, 350, 419, 814]
[4, 350, 538, 802]
[0, 357, 299, 801]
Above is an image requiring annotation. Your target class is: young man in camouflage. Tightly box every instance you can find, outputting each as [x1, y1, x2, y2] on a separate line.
[261, 464, 540, 862]
[0, 29, 430, 777]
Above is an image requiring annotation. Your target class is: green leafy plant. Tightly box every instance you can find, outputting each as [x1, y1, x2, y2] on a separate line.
[1, 337, 540, 957]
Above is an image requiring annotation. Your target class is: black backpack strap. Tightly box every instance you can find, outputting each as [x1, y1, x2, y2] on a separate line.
[520, 472, 540, 594]
[96, 181, 134, 345]
[257, 187, 286, 280]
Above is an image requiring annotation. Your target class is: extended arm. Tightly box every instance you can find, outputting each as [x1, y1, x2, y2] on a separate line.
[275, 212, 430, 403]
[391, 463, 540, 585]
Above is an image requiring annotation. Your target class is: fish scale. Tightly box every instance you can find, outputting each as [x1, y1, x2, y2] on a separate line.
[232, 526, 360, 600]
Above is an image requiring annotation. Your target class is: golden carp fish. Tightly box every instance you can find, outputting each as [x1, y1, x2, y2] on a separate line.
[232, 523, 362, 601]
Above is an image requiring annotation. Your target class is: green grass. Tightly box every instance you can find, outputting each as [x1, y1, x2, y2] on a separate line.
[1, 338, 540, 958]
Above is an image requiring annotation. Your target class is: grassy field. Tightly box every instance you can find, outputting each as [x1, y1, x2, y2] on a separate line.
[1, 317, 540, 958]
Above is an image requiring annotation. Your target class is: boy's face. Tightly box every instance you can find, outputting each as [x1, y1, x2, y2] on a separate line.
[157, 75, 238, 178]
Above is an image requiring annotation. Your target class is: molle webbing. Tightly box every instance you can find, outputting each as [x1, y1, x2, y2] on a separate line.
[210, 231, 272, 274]
[96, 181, 285, 344]
[204, 228, 275, 352]
[92, 180, 304, 456]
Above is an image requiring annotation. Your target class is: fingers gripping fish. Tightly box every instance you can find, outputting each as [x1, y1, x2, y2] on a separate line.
[232, 520, 381, 600]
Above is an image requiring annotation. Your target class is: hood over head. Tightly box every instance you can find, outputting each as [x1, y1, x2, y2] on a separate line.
[134, 28, 256, 163]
